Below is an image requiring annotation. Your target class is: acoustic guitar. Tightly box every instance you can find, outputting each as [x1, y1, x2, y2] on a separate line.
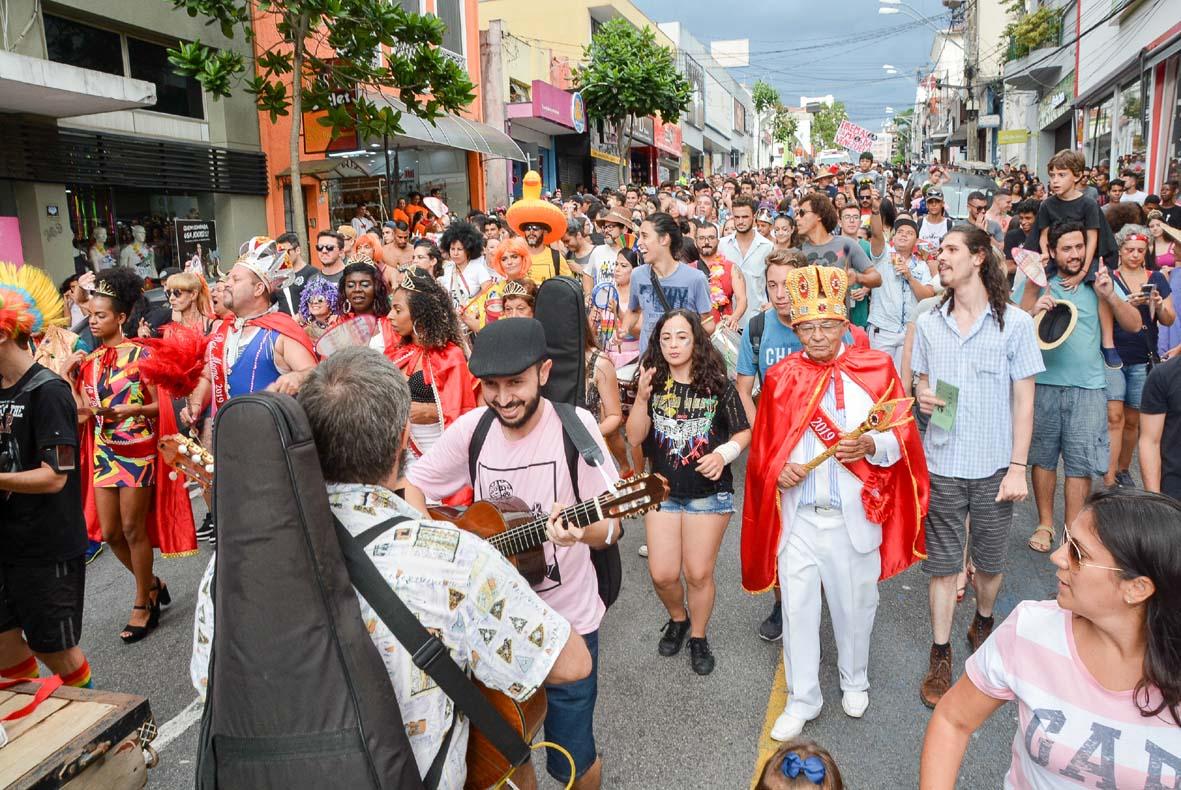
[428, 473, 668, 790]
[159, 433, 213, 489]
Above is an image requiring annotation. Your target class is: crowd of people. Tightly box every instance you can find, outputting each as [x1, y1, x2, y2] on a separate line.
[3, 149, 1181, 789]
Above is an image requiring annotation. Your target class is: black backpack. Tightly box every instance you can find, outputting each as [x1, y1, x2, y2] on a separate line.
[196, 393, 422, 790]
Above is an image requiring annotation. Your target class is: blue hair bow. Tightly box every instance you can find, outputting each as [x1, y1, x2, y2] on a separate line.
[782, 751, 826, 784]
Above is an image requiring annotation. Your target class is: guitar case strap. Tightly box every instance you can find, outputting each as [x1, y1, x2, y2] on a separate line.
[337, 515, 532, 789]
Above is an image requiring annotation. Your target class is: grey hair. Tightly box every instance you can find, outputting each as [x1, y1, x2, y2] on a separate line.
[1116, 223, 1151, 248]
[297, 347, 410, 485]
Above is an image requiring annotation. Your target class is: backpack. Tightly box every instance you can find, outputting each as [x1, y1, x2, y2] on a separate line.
[196, 393, 423, 790]
[467, 401, 624, 610]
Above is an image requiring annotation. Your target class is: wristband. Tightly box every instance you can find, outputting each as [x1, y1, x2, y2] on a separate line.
[604, 520, 616, 546]
[715, 440, 741, 465]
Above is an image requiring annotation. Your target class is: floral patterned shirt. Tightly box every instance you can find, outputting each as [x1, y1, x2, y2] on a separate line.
[190, 483, 571, 789]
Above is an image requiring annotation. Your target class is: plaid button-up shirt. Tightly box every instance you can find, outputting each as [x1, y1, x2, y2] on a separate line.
[912, 300, 1044, 479]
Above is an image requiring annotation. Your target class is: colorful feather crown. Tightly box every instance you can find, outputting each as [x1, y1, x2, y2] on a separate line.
[0, 261, 66, 337]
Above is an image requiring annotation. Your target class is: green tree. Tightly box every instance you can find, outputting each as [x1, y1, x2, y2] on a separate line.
[771, 110, 799, 164]
[751, 80, 780, 116]
[810, 100, 849, 152]
[573, 19, 691, 185]
[164, 0, 475, 244]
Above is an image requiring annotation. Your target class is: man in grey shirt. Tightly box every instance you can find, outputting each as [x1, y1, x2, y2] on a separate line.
[798, 192, 873, 274]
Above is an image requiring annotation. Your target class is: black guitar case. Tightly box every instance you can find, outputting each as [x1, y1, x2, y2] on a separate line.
[534, 275, 588, 408]
[195, 392, 423, 790]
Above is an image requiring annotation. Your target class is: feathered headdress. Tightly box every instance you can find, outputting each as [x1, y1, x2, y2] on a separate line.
[135, 323, 212, 396]
[0, 261, 66, 338]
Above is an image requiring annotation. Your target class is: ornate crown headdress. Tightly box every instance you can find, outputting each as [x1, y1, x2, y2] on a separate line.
[233, 236, 292, 288]
[93, 279, 117, 298]
[502, 280, 531, 298]
[785, 265, 849, 326]
[400, 269, 421, 292]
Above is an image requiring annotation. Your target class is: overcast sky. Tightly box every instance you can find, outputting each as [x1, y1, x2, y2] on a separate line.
[633, 0, 951, 131]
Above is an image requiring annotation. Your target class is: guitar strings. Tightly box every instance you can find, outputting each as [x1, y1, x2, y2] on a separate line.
[488, 493, 612, 552]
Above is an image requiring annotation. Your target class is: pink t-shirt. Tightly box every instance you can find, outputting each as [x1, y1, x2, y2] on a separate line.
[966, 600, 1181, 789]
[406, 400, 617, 635]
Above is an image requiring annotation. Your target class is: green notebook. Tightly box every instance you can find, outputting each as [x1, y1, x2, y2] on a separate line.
[930, 380, 959, 432]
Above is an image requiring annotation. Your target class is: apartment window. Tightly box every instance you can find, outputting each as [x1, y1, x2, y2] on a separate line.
[436, 0, 463, 59]
[128, 38, 203, 119]
[43, 14, 205, 120]
[44, 15, 123, 76]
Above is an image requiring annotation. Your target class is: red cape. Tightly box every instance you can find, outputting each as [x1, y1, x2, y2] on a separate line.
[208, 312, 315, 411]
[383, 334, 477, 427]
[78, 349, 197, 558]
[741, 344, 929, 592]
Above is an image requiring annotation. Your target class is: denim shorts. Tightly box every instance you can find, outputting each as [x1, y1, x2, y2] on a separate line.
[1105, 362, 1149, 409]
[1030, 384, 1109, 478]
[658, 490, 734, 514]
[543, 629, 599, 782]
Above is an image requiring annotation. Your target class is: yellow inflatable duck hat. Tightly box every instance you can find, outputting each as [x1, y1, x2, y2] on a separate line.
[506, 170, 567, 245]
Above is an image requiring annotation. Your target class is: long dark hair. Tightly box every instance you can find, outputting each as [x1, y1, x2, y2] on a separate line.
[1085, 489, 1181, 726]
[638, 309, 728, 396]
[396, 270, 463, 350]
[338, 261, 390, 317]
[939, 224, 1010, 331]
[643, 212, 683, 261]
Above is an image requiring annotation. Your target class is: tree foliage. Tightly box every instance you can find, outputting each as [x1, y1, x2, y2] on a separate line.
[810, 101, 849, 151]
[572, 19, 691, 184]
[751, 80, 780, 116]
[164, 0, 475, 242]
[771, 110, 798, 147]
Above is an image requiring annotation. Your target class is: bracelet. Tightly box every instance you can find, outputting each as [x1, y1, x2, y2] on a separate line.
[1010, 461, 1027, 467]
[715, 440, 741, 465]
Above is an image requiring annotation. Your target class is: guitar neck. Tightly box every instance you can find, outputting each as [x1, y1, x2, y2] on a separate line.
[488, 494, 608, 558]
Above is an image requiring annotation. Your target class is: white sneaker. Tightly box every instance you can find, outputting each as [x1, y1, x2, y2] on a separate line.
[841, 691, 869, 718]
[770, 711, 810, 741]
[638, 543, 649, 558]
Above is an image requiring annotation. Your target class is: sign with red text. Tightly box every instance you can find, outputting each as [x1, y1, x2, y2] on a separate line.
[835, 120, 877, 153]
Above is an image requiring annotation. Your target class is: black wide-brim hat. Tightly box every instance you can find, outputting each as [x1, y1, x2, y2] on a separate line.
[1034, 300, 1077, 351]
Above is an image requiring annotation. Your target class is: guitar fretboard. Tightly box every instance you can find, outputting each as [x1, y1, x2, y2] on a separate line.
[487, 492, 610, 557]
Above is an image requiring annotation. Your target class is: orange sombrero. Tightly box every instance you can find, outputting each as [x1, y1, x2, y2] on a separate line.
[506, 170, 567, 245]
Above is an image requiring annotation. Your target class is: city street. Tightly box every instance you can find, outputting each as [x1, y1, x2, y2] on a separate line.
[79, 456, 1079, 789]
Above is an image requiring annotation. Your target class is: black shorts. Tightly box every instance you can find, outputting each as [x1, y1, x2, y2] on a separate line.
[0, 558, 86, 654]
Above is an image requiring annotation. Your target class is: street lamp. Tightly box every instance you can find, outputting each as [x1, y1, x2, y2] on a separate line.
[878, 0, 964, 49]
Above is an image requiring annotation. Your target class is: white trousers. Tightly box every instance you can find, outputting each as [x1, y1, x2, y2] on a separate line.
[867, 325, 905, 374]
[777, 505, 881, 718]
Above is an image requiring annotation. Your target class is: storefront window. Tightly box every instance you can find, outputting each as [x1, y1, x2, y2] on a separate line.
[1115, 79, 1145, 173]
[1082, 95, 1114, 169]
[322, 148, 472, 231]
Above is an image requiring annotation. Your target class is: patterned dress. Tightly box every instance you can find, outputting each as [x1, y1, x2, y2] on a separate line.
[81, 342, 156, 488]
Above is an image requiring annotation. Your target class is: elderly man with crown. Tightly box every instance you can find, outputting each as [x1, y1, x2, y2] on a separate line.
[742, 264, 929, 742]
[185, 237, 317, 424]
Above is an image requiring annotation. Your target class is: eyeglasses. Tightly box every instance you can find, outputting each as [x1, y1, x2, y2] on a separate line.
[316, 244, 338, 252]
[1061, 524, 1124, 573]
[795, 321, 845, 336]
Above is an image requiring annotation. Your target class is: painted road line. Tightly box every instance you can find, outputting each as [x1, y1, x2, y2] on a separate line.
[751, 658, 788, 789]
[153, 696, 203, 752]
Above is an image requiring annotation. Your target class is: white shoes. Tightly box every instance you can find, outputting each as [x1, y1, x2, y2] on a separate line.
[842, 691, 869, 718]
[770, 711, 811, 741]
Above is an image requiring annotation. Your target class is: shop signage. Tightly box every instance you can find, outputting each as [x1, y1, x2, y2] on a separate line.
[978, 114, 1001, 129]
[174, 219, 217, 275]
[997, 129, 1031, 145]
[531, 80, 585, 133]
[834, 120, 877, 153]
[1038, 73, 1075, 129]
[652, 117, 683, 157]
[0, 217, 23, 264]
[303, 77, 359, 155]
[572, 93, 586, 134]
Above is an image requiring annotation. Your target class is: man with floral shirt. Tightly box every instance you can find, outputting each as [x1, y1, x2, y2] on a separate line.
[191, 348, 591, 790]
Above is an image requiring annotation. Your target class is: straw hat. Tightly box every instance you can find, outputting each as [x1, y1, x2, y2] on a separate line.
[1034, 300, 1078, 351]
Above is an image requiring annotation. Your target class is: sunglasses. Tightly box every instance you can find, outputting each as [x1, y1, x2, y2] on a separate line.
[1061, 523, 1123, 573]
[316, 244, 339, 252]
[166, 289, 190, 298]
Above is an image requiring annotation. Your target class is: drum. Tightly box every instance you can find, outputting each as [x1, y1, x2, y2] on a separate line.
[617, 361, 639, 416]
[314, 315, 380, 358]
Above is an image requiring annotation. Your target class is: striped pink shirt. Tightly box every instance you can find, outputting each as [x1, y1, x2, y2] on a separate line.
[966, 600, 1181, 788]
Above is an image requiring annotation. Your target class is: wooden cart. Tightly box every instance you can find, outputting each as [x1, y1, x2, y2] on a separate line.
[0, 682, 155, 790]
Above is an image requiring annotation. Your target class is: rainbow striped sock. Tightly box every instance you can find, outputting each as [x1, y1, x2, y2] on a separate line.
[62, 660, 92, 689]
[0, 655, 39, 679]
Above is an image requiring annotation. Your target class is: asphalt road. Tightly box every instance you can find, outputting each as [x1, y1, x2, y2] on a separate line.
[75, 457, 1083, 789]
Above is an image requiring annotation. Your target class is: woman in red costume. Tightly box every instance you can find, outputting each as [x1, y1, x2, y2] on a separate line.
[69, 269, 194, 644]
[385, 269, 476, 473]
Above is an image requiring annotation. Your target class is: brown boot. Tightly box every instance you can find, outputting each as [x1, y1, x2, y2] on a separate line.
[920, 643, 952, 709]
[966, 612, 995, 653]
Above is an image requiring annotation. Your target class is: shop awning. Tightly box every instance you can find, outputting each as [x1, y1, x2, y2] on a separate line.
[0, 50, 156, 118]
[368, 94, 526, 161]
[275, 157, 377, 179]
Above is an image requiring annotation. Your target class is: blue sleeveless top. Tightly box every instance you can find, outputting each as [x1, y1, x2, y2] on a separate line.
[227, 328, 282, 397]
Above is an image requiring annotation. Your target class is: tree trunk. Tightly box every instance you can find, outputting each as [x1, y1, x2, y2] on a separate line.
[615, 119, 627, 187]
[288, 24, 308, 248]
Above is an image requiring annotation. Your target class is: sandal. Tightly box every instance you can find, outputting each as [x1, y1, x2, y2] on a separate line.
[120, 604, 155, 644]
[1028, 525, 1054, 553]
[152, 576, 171, 607]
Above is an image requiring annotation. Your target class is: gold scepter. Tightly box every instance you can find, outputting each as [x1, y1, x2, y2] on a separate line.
[801, 394, 916, 471]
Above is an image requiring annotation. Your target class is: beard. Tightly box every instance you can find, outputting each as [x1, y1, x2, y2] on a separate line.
[491, 391, 542, 430]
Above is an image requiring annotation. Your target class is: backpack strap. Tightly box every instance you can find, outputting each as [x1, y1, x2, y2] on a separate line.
[550, 248, 562, 279]
[552, 401, 606, 502]
[466, 409, 498, 491]
[748, 311, 766, 384]
[337, 514, 531, 789]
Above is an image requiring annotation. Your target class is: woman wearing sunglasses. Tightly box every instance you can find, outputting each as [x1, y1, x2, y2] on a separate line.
[921, 489, 1181, 788]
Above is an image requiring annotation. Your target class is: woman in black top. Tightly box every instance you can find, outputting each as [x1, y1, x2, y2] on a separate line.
[625, 309, 750, 676]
